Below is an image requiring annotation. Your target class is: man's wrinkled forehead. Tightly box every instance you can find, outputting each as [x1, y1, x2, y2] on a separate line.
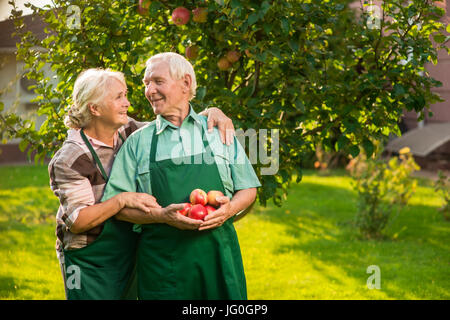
[144, 60, 171, 81]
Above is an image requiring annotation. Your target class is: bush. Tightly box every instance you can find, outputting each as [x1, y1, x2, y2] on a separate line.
[347, 146, 420, 239]
[434, 170, 450, 221]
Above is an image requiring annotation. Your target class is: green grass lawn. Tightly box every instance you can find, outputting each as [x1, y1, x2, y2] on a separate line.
[0, 165, 448, 299]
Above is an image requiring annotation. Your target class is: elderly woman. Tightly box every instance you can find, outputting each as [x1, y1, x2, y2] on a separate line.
[49, 68, 234, 300]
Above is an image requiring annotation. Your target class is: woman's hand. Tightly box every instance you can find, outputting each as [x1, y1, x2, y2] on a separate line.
[118, 192, 161, 213]
[200, 107, 235, 146]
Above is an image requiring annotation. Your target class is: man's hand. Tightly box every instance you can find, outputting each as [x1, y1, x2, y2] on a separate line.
[198, 196, 234, 231]
[198, 188, 257, 231]
[160, 204, 203, 230]
[200, 107, 235, 146]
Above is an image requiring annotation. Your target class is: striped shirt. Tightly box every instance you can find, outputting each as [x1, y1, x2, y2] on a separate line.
[48, 118, 146, 257]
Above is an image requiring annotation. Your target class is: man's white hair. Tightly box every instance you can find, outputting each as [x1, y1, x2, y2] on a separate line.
[144, 52, 197, 100]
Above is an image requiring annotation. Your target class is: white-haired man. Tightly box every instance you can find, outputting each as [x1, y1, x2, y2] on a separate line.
[102, 52, 261, 299]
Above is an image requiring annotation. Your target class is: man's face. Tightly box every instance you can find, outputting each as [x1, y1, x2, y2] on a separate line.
[143, 61, 188, 116]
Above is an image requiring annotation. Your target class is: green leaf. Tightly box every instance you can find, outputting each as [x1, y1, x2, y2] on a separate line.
[349, 145, 360, 158]
[288, 39, 299, 52]
[281, 18, 289, 35]
[230, 0, 241, 9]
[336, 135, 350, 151]
[294, 99, 305, 112]
[296, 168, 303, 183]
[268, 47, 282, 59]
[393, 83, 406, 97]
[363, 138, 374, 158]
[446, 24, 450, 33]
[433, 34, 446, 43]
[19, 139, 29, 152]
[335, 4, 345, 11]
[196, 87, 206, 101]
[247, 12, 259, 26]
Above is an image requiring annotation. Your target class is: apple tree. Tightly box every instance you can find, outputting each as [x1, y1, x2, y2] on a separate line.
[1, 0, 449, 205]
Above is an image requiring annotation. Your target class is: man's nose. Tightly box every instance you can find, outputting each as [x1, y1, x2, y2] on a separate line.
[145, 83, 156, 96]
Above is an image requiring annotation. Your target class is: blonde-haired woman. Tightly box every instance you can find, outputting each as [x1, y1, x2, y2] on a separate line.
[49, 68, 235, 300]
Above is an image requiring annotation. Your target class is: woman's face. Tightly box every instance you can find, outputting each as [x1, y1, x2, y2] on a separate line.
[95, 78, 130, 128]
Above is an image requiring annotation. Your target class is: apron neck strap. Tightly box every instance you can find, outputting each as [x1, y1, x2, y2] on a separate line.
[80, 129, 109, 182]
[118, 131, 125, 143]
[149, 120, 213, 163]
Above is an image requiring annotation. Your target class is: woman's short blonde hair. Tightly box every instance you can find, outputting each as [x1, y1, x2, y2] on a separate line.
[64, 68, 126, 129]
[144, 52, 197, 100]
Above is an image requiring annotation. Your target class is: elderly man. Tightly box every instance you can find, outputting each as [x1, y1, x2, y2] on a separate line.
[102, 52, 261, 299]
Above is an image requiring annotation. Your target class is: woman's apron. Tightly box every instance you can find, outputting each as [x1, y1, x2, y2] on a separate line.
[137, 125, 247, 300]
[62, 130, 139, 300]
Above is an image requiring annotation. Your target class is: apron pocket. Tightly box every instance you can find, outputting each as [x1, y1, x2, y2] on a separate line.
[65, 264, 122, 300]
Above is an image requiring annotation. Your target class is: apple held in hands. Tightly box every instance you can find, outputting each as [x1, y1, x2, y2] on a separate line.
[188, 204, 208, 220]
[207, 190, 224, 207]
[205, 205, 217, 215]
[176, 203, 191, 216]
[190, 188, 208, 206]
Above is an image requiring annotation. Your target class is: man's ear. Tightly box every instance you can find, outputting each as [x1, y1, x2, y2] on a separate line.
[182, 74, 192, 94]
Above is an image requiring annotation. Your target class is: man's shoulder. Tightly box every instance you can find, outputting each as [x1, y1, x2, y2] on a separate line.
[126, 119, 157, 142]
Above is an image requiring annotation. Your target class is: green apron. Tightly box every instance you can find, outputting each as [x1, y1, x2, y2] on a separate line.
[62, 130, 138, 300]
[137, 125, 247, 300]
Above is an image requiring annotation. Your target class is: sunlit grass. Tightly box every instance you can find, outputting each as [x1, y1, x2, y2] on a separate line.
[0, 165, 449, 299]
[236, 170, 450, 300]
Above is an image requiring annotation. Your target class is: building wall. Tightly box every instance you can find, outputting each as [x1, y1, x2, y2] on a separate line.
[403, 0, 450, 129]
[0, 52, 48, 163]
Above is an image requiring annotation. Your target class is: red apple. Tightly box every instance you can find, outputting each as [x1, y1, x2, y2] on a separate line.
[217, 57, 232, 70]
[207, 190, 224, 207]
[205, 205, 217, 215]
[188, 204, 208, 220]
[226, 50, 241, 63]
[172, 7, 190, 26]
[176, 203, 191, 216]
[185, 45, 199, 60]
[192, 7, 208, 23]
[137, 0, 151, 15]
[190, 188, 207, 206]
